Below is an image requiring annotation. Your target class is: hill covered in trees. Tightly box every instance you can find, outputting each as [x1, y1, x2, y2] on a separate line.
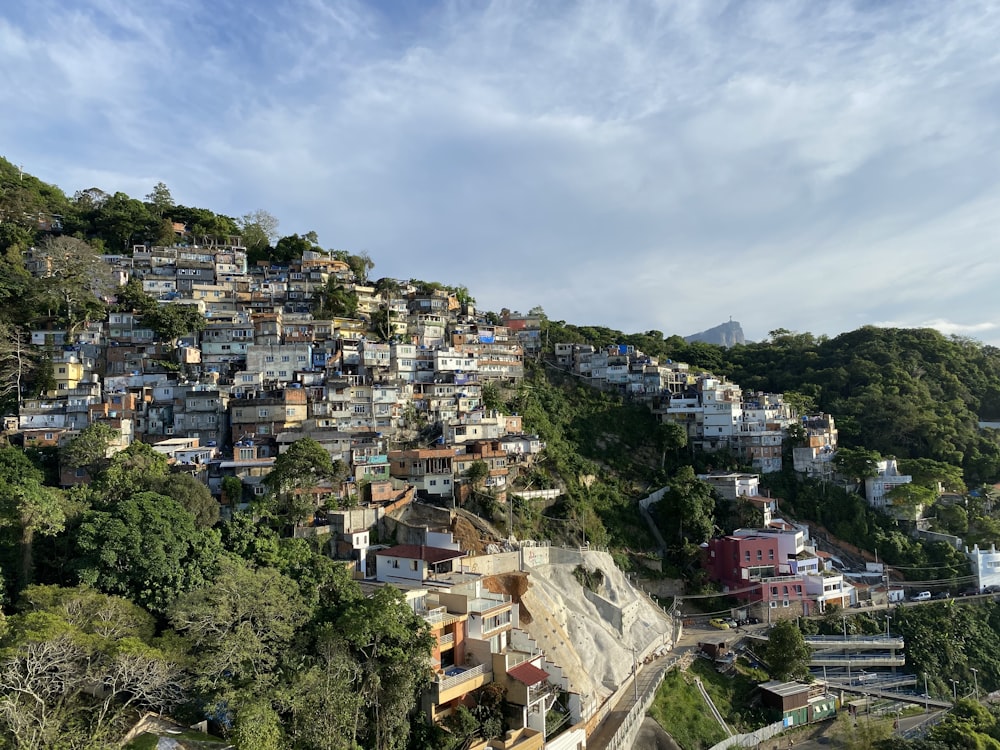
[542, 319, 1000, 484]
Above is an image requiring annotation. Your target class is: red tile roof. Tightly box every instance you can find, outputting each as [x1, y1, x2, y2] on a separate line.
[508, 661, 549, 686]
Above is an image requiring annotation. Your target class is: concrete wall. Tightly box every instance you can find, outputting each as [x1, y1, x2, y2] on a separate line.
[582, 588, 640, 636]
[380, 502, 453, 545]
[520, 544, 551, 568]
[545, 725, 586, 750]
[913, 528, 963, 550]
[463, 551, 521, 575]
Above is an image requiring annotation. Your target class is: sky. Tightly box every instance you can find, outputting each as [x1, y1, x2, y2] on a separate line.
[3, 0, 1000, 344]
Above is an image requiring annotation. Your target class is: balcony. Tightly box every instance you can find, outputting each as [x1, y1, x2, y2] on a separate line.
[435, 663, 492, 704]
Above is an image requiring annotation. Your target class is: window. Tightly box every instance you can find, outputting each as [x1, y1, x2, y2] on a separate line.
[744, 551, 751, 562]
[44, 432, 53, 440]
[239, 448, 254, 460]
[258, 409, 269, 418]
[782, 600, 790, 608]
[390, 559, 399, 568]
[265, 355, 275, 363]
[782, 586, 788, 596]
[756, 550, 762, 561]
[769, 601, 777, 608]
[429, 480, 437, 486]
[410, 560, 418, 571]
[282, 355, 290, 362]
[253, 485, 266, 496]
[795, 585, 803, 594]
[769, 550, 775, 560]
[771, 586, 778, 597]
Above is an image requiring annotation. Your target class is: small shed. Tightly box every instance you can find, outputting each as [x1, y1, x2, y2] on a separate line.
[759, 681, 839, 726]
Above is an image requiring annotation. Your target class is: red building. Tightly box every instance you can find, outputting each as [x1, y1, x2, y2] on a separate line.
[704, 534, 808, 614]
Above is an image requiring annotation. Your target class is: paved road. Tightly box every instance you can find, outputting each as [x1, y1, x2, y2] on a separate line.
[587, 650, 692, 750]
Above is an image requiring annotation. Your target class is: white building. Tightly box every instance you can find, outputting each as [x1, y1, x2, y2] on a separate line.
[967, 544, 1000, 592]
[864, 459, 913, 511]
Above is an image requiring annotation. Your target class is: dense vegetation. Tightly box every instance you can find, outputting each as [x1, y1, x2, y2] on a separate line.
[0, 442, 434, 750]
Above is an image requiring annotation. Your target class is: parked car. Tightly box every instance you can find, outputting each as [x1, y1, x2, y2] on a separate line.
[984, 585, 1000, 594]
[911, 591, 932, 602]
[932, 591, 951, 600]
[725, 618, 739, 629]
[709, 618, 730, 630]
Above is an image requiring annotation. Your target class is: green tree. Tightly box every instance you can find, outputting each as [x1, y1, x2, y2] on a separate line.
[72, 492, 221, 613]
[145, 181, 174, 218]
[0, 477, 66, 591]
[93, 191, 155, 252]
[278, 623, 364, 749]
[93, 441, 171, 503]
[221, 475, 244, 507]
[312, 278, 359, 318]
[60, 422, 118, 477]
[264, 438, 343, 529]
[763, 620, 811, 680]
[153, 473, 220, 528]
[898, 458, 966, 493]
[113, 277, 156, 313]
[335, 585, 433, 750]
[346, 251, 374, 283]
[232, 697, 285, 750]
[655, 466, 716, 546]
[465, 460, 489, 492]
[167, 556, 309, 690]
[657, 421, 688, 470]
[272, 233, 315, 264]
[834, 447, 882, 487]
[142, 302, 208, 345]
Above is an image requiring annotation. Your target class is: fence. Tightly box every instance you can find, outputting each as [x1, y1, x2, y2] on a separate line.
[708, 720, 788, 750]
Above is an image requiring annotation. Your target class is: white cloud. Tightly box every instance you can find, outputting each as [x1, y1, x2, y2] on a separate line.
[4, 1, 1000, 343]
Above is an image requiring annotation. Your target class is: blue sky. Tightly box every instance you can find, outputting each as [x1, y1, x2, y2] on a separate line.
[4, 0, 1000, 344]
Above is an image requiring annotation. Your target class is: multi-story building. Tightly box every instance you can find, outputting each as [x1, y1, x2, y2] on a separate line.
[864, 459, 913, 511]
[389, 447, 456, 500]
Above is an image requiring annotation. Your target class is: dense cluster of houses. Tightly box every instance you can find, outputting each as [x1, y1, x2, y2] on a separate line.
[15, 241, 549, 509]
[554, 342, 841, 476]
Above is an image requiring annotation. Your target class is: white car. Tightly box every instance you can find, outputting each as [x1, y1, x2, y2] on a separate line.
[911, 591, 931, 602]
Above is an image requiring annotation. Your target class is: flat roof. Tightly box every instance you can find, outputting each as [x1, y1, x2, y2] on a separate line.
[377, 544, 465, 564]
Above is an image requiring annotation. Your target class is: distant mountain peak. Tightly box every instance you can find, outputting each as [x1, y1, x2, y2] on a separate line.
[684, 320, 745, 348]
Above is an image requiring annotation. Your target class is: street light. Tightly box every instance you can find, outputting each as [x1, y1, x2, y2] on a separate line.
[924, 674, 929, 714]
[632, 647, 639, 702]
[950, 679, 959, 703]
[971, 667, 980, 701]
